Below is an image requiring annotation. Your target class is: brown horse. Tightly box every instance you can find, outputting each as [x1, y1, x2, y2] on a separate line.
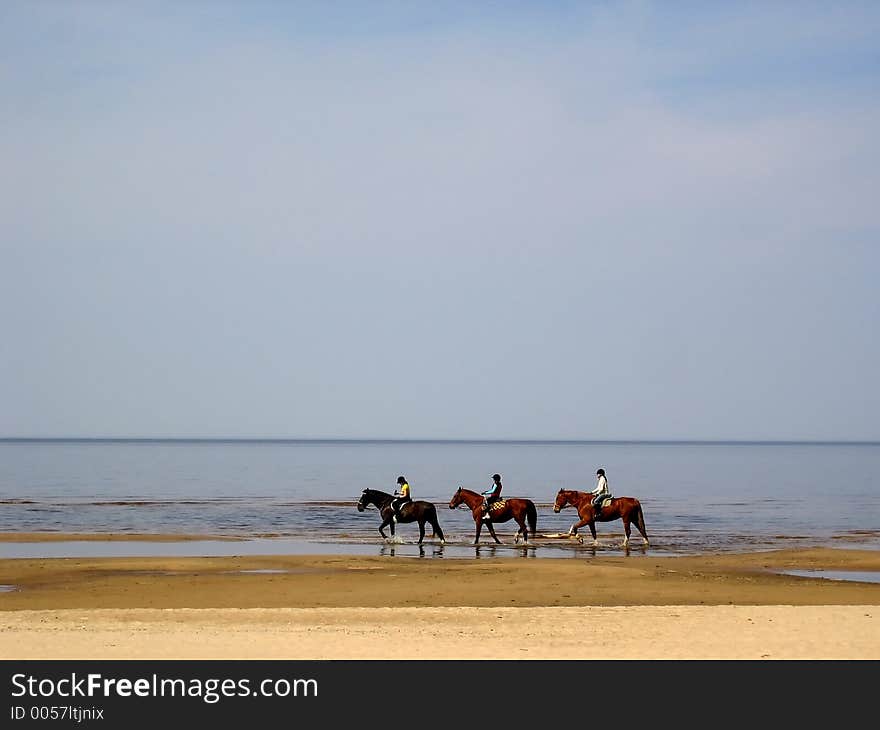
[449, 487, 537, 545]
[553, 489, 649, 547]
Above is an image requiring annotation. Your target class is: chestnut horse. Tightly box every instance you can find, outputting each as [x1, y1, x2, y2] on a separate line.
[449, 487, 537, 545]
[553, 488, 649, 547]
[357, 488, 445, 545]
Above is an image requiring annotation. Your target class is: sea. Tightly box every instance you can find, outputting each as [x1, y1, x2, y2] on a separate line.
[0, 439, 878, 559]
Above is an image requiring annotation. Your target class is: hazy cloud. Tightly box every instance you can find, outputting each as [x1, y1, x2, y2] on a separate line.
[2, 2, 878, 439]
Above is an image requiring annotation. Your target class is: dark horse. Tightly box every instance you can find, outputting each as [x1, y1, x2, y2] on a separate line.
[553, 488, 649, 547]
[449, 487, 537, 545]
[357, 489, 445, 545]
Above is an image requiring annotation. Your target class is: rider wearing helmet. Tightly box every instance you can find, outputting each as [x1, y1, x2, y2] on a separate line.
[481, 473, 503, 521]
[391, 476, 411, 523]
[591, 468, 611, 516]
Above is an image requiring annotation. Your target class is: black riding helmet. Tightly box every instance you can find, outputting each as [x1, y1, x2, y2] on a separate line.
[596, 468, 605, 477]
[492, 473, 501, 482]
[397, 476, 407, 485]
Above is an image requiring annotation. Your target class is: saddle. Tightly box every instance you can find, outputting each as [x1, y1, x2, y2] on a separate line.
[486, 499, 506, 513]
[595, 496, 613, 510]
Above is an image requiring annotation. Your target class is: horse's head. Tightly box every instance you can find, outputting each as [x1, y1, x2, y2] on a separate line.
[357, 489, 370, 512]
[553, 489, 569, 513]
[449, 487, 463, 510]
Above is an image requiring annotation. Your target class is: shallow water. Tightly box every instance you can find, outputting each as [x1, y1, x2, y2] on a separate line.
[0, 536, 653, 560]
[777, 569, 880, 584]
[1, 440, 878, 557]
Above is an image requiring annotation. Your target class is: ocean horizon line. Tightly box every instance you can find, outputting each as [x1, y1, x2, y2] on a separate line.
[1, 437, 878, 447]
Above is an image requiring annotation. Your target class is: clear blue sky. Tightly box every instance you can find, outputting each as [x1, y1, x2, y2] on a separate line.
[2, 1, 878, 440]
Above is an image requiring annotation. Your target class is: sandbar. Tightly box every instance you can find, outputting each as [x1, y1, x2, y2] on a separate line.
[1, 546, 878, 659]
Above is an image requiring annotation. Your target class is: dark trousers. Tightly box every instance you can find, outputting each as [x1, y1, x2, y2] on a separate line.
[391, 498, 411, 519]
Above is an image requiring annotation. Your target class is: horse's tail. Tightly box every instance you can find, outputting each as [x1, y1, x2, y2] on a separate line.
[526, 500, 537, 537]
[635, 501, 647, 539]
[428, 503, 445, 541]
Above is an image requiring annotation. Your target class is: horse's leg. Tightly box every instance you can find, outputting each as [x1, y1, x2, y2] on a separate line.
[569, 514, 590, 536]
[417, 519, 425, 545]
[515, 515, 528, 543]
[473, 515, 483, 545]
[588, 520, 598, 546]
[622, 514, 631, 547]
[379, 516, 390, 540]
[486, 520, 501, 545]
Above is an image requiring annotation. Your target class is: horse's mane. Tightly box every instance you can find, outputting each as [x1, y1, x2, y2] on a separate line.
[457, 487, 528, 503]
[559, 488, 597, 502]
[363, 488, 394, 500]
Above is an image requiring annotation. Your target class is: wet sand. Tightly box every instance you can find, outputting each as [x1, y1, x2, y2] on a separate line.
[1, 541, 878, 659]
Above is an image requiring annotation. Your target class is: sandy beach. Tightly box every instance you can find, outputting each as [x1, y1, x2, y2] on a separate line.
[1, 536, 879, 659]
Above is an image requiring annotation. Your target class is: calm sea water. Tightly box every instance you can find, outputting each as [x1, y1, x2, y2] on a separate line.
[0, 440, 878, 557]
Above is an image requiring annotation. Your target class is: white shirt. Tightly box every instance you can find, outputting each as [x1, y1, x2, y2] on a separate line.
[591, 474, 609, 497]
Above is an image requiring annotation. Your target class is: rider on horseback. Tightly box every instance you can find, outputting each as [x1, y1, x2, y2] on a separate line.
[481, 473, 503, 521]
[591, 468, 611, 516]
[391, 476, 411, 523]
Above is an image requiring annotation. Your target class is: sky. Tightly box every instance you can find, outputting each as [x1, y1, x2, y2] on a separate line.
[1, 1, 879, 441]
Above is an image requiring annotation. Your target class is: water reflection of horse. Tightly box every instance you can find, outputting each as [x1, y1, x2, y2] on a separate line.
[449, 487, 537, 544]
[357, 488, 445, 544]
[553, 489, 649, 547]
